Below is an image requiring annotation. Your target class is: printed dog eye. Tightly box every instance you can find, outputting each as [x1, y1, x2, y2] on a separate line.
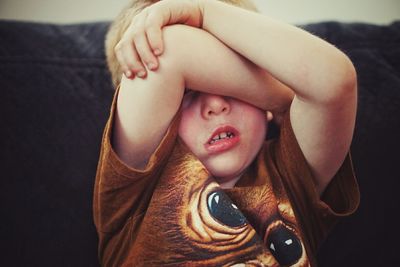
[266, 224, 303, 266]
[207, 191, 247, 227]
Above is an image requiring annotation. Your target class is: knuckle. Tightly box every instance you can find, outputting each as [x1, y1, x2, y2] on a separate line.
[142, 5, 152, 15]
[114, 43, 123, 53]
[115, 38, 130, 52]
[135, 49, 152, 64]
[126, 56, 140, 70]
[130, 30, 140, 40]
[126, 57, 143, 71]
[131, 22, 145, 37]
[144, 13, 156, 27]
[114, 49, 125, 65]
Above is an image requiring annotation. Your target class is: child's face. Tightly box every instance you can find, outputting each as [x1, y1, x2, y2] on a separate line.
[178, 92, 269, 185]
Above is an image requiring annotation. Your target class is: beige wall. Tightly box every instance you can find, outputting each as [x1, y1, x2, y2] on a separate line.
[0, 0, 399, 24]
[254, 0, 400, 24]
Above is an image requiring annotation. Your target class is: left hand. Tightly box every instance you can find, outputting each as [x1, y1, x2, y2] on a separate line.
[114, 0, 204, 79]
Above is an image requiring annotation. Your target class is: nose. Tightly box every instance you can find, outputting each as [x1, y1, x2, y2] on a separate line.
[201, 94, 231, 119]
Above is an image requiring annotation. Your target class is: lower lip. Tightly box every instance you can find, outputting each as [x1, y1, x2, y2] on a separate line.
[205, 136, 240, 154]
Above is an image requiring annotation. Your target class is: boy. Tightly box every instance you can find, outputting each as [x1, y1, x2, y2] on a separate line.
[94, 0, 360, 266]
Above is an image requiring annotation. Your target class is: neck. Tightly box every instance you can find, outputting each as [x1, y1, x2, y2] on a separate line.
[218, 175, 242, 189]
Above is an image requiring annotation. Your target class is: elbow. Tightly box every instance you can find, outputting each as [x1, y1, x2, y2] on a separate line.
[338, 56, 357, 98]
[330, 54, 358, 104]
[316, 54, 358, 106]
[296, 51, 358, 107]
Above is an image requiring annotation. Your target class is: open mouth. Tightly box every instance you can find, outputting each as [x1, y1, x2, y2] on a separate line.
[205, 126, 240, 154]
[209, 131, 236, 144]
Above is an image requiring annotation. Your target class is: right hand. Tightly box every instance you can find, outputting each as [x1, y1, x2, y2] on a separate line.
[114, 0, 204, 79]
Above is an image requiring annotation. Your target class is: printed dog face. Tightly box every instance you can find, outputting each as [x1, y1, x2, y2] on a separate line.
[127, 143, 310, 266]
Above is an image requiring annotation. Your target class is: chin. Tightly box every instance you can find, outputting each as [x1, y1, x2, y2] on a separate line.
[205, 158, 248, 181]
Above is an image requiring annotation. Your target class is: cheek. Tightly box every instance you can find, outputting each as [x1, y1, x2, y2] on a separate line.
[250, 114, 267, 139]
[178, 110, 200, 150]
[237, 108, 267, 158]
[240, 107, 267, 140]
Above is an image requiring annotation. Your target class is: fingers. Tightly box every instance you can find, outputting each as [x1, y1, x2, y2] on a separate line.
[114, 0, 201, 80]
[146, 24, 164, 57]
[132, 27, 158, 73]
[114, 39, 144, 79]
[143, 7, 165, 56]
[115, 7, 164, 80]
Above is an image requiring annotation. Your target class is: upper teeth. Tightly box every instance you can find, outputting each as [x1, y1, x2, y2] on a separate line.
[210, 131, 234, 144]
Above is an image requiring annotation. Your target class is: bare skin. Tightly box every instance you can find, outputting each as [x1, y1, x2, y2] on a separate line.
[112, 0, 357, 195]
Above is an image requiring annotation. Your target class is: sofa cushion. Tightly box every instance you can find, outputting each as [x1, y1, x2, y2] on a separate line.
[0, 21, 113, 267]
[305, 21, 400, 267]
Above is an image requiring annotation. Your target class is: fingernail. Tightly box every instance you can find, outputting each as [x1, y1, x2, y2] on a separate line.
[147, 63, 156, 70]
[125, 70, 132, 78]
[153, 49, 161, 56]
[137, 71, 146, 78]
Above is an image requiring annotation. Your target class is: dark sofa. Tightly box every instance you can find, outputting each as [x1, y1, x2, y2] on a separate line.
[1, 20, 399, 267]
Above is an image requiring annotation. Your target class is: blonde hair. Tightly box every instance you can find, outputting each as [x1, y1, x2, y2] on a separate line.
[105, 0, 258, 86]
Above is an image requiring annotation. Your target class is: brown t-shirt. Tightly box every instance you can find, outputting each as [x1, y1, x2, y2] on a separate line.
[93, 87, 359, 267]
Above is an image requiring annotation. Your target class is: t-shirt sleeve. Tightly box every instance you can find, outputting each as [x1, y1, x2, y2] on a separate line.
[271, 110, 360, 252]
[93, 86, 180, 235]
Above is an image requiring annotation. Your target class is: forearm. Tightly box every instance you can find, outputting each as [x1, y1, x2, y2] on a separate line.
[163, 25, 293, 111]
[113, 53, 185, 169]
[200, 0, 356, 104]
